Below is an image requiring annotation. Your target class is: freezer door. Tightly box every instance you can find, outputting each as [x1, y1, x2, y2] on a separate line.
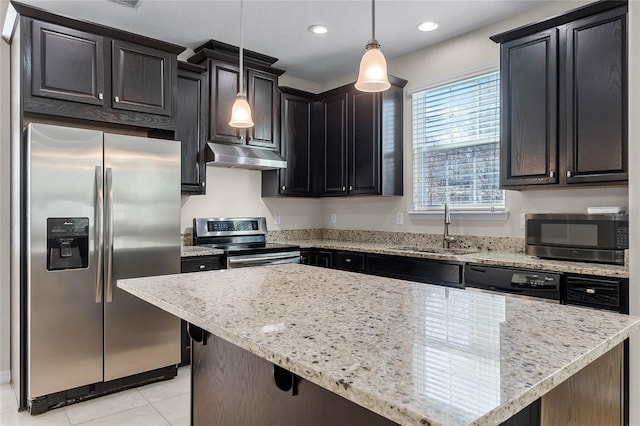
[103, 134, 181, 381]
[27, 124, 104, 399]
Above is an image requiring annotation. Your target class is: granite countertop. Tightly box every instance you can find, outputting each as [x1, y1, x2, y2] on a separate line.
[180, 245, 224, 257]
[289, 239, 629, 278]
[118, 264, 640, 426]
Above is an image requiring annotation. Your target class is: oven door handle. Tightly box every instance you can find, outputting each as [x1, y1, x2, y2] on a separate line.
[227, 253, 300, 267]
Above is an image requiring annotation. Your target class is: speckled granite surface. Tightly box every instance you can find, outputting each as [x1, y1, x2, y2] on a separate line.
[180, 246, 224, 257]
[290, 239, 628, 278]
[181, 229, 627, 277]
[119, 264, 640, 426]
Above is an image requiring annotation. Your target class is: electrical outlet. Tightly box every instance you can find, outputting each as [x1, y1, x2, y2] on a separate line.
[520, 213, 526, 229]
[274, 214, 281, 225]
[330, 213, 337, 224]
[396, 212, 403, 225]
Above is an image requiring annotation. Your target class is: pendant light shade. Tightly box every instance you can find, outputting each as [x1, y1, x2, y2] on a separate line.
[355, 41, 390, 92]
[229, 1, 254, 128]
[229, 95, 254, 128]
[355, 0, 390, 92]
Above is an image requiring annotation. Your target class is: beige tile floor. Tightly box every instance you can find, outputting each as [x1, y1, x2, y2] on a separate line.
[0, 366, 190, 426]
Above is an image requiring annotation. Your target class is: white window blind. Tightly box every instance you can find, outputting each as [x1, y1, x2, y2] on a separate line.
[412, 71, 504, 210]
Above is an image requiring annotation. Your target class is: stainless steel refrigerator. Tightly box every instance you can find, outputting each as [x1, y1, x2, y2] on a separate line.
[23, 123, 181, 412]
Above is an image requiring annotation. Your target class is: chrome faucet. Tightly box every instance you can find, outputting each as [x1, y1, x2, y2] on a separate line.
[443, 203, 456, 248]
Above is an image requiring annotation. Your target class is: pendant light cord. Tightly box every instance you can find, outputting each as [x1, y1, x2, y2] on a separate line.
[371, 0, 375, 41]
[239, 0, 244, 95]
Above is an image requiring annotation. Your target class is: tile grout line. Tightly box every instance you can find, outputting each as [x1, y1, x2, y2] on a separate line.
[66, 389, 148, 425]
[149, 399, 173, 426]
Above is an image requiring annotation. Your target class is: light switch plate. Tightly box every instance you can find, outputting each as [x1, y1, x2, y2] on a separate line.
[396, 212, 403, 225]
[330, 213, 337, 224]
[274, 214, 281, 225]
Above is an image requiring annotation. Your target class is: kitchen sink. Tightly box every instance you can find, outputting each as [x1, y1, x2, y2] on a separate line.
[388, 246, 480, 255]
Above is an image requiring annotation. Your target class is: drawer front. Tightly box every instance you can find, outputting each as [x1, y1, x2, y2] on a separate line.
[181, 256, 223, 273]
[367, 254, 463, 288]
[565, 276, 620, 311]
[333, 251, 365, 272]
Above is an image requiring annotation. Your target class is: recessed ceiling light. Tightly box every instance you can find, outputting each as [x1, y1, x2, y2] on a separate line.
[308, 25, 328, 35]
[417, 21, 439, 32]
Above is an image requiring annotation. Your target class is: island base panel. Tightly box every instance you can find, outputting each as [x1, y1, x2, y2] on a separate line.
[540, 342, 623, 426]
[191, 334, 399, 426]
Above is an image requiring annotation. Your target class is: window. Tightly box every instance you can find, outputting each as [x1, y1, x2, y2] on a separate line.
[412, 71, 504, 211]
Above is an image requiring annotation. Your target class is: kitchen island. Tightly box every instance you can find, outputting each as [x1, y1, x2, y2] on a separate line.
[118, 264, 640, 425]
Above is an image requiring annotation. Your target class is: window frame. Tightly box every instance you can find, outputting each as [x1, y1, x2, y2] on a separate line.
[409, 66, 505, 214]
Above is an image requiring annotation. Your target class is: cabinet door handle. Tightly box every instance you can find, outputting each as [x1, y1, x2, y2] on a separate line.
[549, 171, 555, 178]
[567, 170, 572, 178]
[201, 181, 205, 187]
[281, 186, 286, 191]
[586, 288, 596, 294]
[345, 258, 352, 263]
[98, 93, 104, 100]
[342, 186, 346, 192]
[114, 96, 120, 103]
[349, 185, 353, 191]
[199, 264, 206, 270]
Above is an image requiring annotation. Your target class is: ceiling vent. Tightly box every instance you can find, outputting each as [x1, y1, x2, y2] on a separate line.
[109, 0, 140, 8]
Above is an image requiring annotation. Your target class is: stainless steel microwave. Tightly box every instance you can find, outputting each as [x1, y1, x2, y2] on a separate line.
[525, 213, 628, 265]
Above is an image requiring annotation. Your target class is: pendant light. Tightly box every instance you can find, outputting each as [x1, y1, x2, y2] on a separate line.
[229, 0, 254, 128]
[355, 0, 391, 92]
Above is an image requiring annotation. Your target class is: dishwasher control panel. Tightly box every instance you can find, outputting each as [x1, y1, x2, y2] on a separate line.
[465, 264, 561, 301]
[511, 272, 558, 289]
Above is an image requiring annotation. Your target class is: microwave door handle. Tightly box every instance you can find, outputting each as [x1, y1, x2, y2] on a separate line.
[105, 167, 114, 303]
[95, 166, 103, 304]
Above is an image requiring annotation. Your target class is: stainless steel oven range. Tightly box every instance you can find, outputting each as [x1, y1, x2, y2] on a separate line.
[193, 217, 300, 268]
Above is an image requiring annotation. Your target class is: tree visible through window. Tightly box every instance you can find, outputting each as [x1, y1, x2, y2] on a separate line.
[412, 71, 504, 210]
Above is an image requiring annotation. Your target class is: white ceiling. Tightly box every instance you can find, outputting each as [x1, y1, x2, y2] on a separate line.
[19, 0, 552, 83]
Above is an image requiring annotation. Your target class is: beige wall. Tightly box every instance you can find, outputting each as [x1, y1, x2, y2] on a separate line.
[1, 0, 10, 383]
[315, 0, 628, 237]
[180, 167, 324, 233]
[181, 0, 628, 238]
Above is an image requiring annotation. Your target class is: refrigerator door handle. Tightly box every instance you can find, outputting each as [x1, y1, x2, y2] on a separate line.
[95, 166, 103, 303]
[105, 167, 114, 303]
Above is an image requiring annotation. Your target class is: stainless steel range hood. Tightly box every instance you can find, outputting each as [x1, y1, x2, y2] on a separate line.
[205, 143, 287, 171]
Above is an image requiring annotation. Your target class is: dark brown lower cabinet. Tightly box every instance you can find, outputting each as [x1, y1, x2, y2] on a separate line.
[191, 333, 397, 426]
[300, 249, 332, 268]
[365, 253, 463, 288]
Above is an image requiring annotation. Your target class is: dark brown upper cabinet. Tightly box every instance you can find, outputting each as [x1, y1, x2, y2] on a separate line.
[348, 90, 379, 195]
[17, 3, 183, 131]
[562, 7, 628, 184]
[500, 29, 558, 187]
[492, 1, 627, 189]
[208, 59, 242, 144]
[188, 40, 285, 151]
[247, 69, 280, 150]
[175, 62, 208, 194]
[262, 88, 318, 197]
[319, 76, 406, 197]
[111, 40, 173, 116]
[31, 20, 105, 106]
[322, 92, 349, 196]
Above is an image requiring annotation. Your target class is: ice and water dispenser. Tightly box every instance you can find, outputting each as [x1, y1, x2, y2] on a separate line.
[47, 218, 89, 270]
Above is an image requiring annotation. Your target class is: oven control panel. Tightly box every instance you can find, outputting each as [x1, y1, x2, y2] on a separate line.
[193, 217, 267, 240]
[208, 220, 259, 232]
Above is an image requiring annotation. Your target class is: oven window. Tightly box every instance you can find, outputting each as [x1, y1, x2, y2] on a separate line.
[540, 223, 598, 247]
